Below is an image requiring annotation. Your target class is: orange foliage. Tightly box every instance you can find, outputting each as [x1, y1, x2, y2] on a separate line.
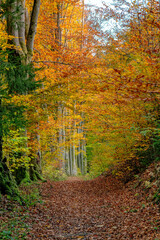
[11, 0, 160, 177]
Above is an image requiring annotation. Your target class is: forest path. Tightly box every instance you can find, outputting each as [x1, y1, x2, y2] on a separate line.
[27, 176, 160, 240]
[65, 176, 84, 182]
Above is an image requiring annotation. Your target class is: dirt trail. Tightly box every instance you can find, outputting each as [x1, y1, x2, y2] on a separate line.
[65, 176, 84, 182]
[27, 176, 160, 240]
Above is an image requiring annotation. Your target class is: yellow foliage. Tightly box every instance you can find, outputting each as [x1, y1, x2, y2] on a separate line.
[3, 130, 32, 171]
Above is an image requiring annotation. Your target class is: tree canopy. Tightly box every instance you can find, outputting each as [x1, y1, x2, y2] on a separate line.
[0, 0, 160, 194]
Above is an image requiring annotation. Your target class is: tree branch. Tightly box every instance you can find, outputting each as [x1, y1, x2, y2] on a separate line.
[26, 0, 41, 56]
[33, 60, 73, 66]
[7, 1, 21, 52]
[18, 0, 27, 54]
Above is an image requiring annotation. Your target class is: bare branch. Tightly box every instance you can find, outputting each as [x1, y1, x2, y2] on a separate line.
[33, 60, 73, 66]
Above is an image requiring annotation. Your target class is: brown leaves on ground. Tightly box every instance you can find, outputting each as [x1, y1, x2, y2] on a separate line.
[26, 175, 160, 240]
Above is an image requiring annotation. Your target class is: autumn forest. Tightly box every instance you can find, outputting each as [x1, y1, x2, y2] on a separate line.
[0, 0, 160, 239]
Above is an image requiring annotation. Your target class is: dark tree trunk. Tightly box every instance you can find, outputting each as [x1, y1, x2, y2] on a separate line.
[0, 100, 19, 197]
[0, 98, 2, 163]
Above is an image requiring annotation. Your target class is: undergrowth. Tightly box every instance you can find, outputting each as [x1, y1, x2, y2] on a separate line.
[20, 182, 43, 207]
[0, 214, 30, 240]
[0, 182, 42, 240]
[43, 167, 67, 181]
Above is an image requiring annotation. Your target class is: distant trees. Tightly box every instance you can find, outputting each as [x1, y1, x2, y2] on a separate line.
[85, 0, 160, 179]
[32, 0, 91, 176]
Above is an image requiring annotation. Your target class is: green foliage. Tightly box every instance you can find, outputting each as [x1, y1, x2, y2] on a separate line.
[0, 49, 26, 139]
[6, 58, 41, 95]
[81, 173, 93, 180]
[3, 129, 31, 171]
[0, 198, 30, 240]
[86, 145, 93, 172]
[43, 166, 67, 181]
[0, 161, 20, 198]
[152, 126, 160, 162]
[0, 184, 42, 240]
[0, 0, 21, 20]
[153, 188, 160, 205]
[0, 50, 41, 135]
[0, 215, 30, 240]
[137, 123, 160, 168]
[2, 104, 26, 135]
[77, 167, 82, 176]
[89, 143, 114, 177]
[20, 186, 42, 207]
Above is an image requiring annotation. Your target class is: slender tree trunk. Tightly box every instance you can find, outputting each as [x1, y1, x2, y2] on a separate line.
[81, 0, 84, 50]
[69, 143, 73, 174]
[72, 103, 77, 175]
[66, 146, 70, 175]
[58, 103, 65, 171]
[84, 140, 87, 174]
[77, 127, 81, 171]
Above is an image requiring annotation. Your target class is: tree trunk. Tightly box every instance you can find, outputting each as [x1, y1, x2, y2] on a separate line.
[0, 100, 20, 197]
[0, 0, 41, 196]
[0, 98, 2, 164]
[72, 103, 77, 176]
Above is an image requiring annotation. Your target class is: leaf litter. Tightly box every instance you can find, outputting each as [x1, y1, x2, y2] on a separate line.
[25, 176, 160, 240]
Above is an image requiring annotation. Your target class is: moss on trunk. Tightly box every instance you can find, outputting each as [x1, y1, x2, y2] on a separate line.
[0, 159, 20, 199]
[30, 164, 46, 182]
[0, 155, 45, 200]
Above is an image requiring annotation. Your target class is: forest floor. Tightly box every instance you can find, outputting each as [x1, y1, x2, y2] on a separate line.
[1, 173, 160, 240]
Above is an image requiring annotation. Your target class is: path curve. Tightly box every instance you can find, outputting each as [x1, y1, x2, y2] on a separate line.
[65, 176, 84, 182]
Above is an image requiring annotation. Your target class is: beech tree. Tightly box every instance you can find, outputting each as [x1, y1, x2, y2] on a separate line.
[84, 0, 160, 178]
[0, 0, 41, 195]
[31, 0, 90, 177]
